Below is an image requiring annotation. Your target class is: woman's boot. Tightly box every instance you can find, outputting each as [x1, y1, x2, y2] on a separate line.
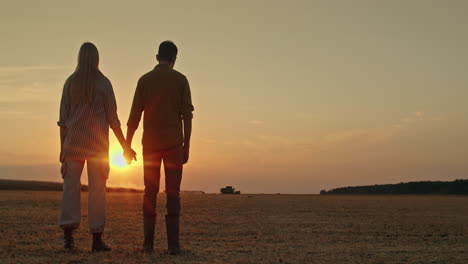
[91, 232, 111, 252]
[63, 227, 74, 249]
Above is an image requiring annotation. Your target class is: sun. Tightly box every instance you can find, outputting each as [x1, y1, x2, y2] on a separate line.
[110, 148, 129, 169]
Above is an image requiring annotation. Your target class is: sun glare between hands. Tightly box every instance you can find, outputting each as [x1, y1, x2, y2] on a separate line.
[110, 149, 130, 169]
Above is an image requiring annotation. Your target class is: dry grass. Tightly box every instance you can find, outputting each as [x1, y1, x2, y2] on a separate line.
[1, 191, 467, 263]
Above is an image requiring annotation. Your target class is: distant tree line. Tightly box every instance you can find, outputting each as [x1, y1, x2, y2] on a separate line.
[320, 179, 468, 195]
[0, 179, 142, 193]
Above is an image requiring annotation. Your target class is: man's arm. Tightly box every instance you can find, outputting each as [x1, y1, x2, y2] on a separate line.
[181, 76, 194, 164]
[124, 79, 144, 162]
[125, 127, 137, 153]
[182, 119, 192, 164]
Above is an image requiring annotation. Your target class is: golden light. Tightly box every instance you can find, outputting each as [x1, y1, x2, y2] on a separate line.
[110, 147, 128, 169]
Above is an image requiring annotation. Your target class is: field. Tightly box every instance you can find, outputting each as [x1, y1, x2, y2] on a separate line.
[1, 191, 467, 264]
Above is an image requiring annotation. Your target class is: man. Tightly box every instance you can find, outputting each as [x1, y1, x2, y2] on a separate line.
[125, 41, 194, 254]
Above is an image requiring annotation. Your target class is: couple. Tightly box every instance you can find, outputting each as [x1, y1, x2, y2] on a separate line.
[58, 41, 194, 254]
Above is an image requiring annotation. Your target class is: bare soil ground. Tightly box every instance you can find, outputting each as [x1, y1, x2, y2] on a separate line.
[1, 191, 467, 264]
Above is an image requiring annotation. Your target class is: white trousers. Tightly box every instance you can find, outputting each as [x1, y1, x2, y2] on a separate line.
[59, 157, 109, 233]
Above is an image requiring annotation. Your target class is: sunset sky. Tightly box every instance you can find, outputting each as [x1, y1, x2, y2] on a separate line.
[1, 0, 467, 193]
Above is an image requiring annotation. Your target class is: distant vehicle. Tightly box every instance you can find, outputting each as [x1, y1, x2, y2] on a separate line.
[220, 186, 241, 194]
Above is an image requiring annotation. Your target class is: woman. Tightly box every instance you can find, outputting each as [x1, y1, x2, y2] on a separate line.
[58, 42, 135, 252]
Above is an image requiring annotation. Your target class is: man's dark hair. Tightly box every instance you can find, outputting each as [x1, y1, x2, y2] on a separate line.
[158, 41, 178, 61]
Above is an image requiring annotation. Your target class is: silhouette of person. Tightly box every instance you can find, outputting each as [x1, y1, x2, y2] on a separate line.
[58, 42, 136, 252]
[125, 41, 194, 254]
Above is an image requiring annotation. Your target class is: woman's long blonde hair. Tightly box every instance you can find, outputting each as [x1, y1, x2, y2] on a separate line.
[70, 42, 101, 104]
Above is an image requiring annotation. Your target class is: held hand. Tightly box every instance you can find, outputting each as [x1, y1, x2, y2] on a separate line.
[182, 145, 190, 164]
[123, 148, 137, 164]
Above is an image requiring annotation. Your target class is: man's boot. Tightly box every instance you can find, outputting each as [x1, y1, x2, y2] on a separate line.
[142, 216, 156, 253]
[91, 232, 112, 252]
[165, 215, 181, 255]
[63, 227, 74, 250]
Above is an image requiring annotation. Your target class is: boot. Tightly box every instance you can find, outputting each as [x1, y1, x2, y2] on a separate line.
[91, 232, 112, 252]
[165, 215, 181, 255]
[63, 227, 74, 250]
[142, 216, 156, 253]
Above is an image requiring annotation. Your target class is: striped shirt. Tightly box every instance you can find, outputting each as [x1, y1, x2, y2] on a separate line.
[58, 73, 121, 160]
[127, 64, 194, 151]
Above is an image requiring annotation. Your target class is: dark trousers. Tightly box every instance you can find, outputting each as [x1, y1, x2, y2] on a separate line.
[143, 146, 183, 218]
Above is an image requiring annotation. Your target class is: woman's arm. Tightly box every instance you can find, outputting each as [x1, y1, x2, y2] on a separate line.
[59, 127, 67, 162]
[103, 78, 137, 162]
[112, 127, 129, 150]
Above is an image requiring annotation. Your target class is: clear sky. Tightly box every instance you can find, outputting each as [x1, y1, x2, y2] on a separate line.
[0, 0, 467, 193]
